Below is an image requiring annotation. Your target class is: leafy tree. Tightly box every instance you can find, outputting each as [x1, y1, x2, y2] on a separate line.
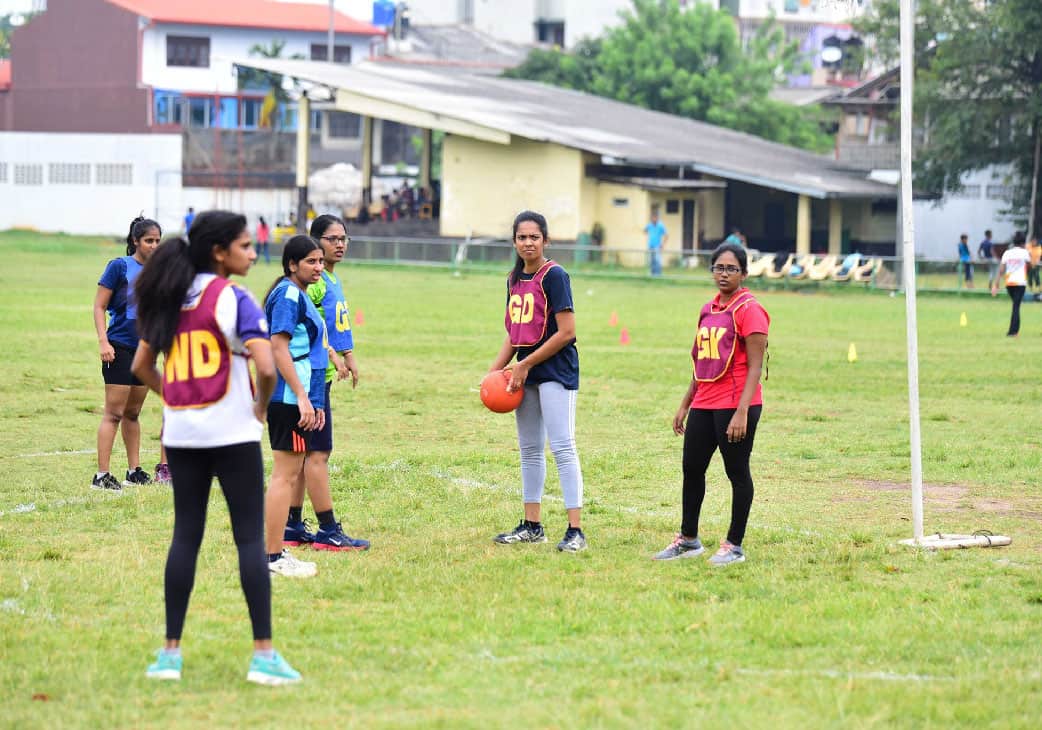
[1, 12, 40, 59]
[504, 0, 831, 152]
[858, 0, 1042, 235]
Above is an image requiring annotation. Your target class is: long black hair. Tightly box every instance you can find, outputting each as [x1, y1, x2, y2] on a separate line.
[509, 210, 549, 286]
[126, 215, 161, 256]
[265, 234, 322, 301]
[310, 213, 347, 240]
[134, 210, 247, 353]
[710, 242, 748, 273]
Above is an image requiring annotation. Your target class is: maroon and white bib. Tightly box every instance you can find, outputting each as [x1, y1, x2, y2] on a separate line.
[163, 277, 233, 409]
[505, 260, 557, 347]
[692, 291, 757, 382]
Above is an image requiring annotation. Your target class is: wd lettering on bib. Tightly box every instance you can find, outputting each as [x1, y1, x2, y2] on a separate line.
[506, 261, 557, 346]
[163, 278, 233, 408]
[693, 292, 756, 382]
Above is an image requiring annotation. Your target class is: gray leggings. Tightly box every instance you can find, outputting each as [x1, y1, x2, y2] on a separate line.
[515, 381, 584, 509]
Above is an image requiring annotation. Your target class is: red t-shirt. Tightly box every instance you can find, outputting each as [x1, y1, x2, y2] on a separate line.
[691, 288, 770, 410]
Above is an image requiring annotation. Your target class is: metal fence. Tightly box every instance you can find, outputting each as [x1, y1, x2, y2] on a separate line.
[340, 235, 1000, 294]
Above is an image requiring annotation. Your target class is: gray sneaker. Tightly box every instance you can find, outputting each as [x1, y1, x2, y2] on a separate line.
[708, 540, 745, 566]
[556, 527, 587, 553]
[652, 534, 704, 560]
[494, 520, 547, 544]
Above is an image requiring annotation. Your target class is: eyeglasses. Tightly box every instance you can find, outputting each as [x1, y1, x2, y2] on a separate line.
[320, 235, 350, 245]
[711, 265, 742, 275]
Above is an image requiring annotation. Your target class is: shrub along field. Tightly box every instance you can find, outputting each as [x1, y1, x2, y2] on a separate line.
[0, 230, 1039, 728]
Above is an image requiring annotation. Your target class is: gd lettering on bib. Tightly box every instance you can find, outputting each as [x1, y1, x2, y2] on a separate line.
[505, 260, 557, 347]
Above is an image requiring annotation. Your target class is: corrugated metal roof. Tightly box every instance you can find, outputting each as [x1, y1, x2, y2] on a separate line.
[234, 57, 896, 199]
[106, 0, 385, 35]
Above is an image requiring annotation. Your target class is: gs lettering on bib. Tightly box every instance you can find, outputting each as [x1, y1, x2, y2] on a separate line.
[505, 260, 557, 347]
[692, 291, 758, 382]
[163, 278, 234, 409]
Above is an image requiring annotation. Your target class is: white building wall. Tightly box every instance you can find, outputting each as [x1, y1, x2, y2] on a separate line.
[738, 0, 866, 23]
[913, 167, 1019, 259]
[141, 24, 377, 94]
[0, 132, 183, 235]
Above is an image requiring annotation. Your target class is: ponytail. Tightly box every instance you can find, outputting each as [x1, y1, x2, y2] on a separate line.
[126, 215, 161, 256]
[134, 210, 247, 353]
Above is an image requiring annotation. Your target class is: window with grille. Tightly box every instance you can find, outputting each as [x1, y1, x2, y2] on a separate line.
[951, 185, 981, 199]
[14, 164, 43, 185]
[327, 111, 361, 138]
[96, 164, 133, 186]
[0, 162, 7, 183]
[986, 184, 1013, 199]
[167, 35, 210, 67]
[48, 163, 91, 185]
[310, 44, 352, 64]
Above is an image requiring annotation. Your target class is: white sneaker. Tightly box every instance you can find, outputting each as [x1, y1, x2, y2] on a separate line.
[268, 549, 317, 578]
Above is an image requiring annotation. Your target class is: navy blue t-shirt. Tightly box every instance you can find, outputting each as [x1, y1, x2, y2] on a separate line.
[510, 265, 579, 390]
[98, 255, 144, 348]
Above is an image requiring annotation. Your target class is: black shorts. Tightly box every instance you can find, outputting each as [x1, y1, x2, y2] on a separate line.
[309, 382, 334, 452]
[102, 344, 143, 386]
[267, 402, 312, 453]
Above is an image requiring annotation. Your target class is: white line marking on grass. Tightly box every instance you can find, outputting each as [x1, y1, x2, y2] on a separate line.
[7, 448, 158, 459]
[735, 667, 962, 683]
[0, 497, 89, 519]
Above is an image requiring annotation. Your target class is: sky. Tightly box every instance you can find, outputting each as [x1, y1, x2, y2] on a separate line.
[0, 1, 41, 16]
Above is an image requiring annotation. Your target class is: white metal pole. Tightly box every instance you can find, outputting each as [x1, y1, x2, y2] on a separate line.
[899, 0, 924, 540]
[328, 0, 335, 62]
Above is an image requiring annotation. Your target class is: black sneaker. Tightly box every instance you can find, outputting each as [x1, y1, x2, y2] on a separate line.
[557, 527, 587, 553]
[124, 467, 153, 487]
[91, 472, 122, 492]
[493, 520, 547, 544]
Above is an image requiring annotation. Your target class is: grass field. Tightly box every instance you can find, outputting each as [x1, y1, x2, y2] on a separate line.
[1, 230, 1040, 729]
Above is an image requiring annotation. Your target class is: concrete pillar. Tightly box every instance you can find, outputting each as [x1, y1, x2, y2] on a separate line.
[796, 194, 811, 254]
[361, 115, 373, 209]
[295, 93, 310, 233]
[419, 127, 432, 190]
[828, 198, 843, 254]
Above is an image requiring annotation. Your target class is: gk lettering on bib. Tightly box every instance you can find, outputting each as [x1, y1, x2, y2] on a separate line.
[693, 291, 757, 382]
[163, 278, 233, 408]
[505, 260, 558, 347]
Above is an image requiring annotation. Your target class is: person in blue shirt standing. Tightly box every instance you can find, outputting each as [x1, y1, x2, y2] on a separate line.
[281, 215, 369, 553]
[957, 233, 974, 288]
[645, 208, 668, 277]
[262, 236, 328, 578]
[184, 207, 195, 233]
[92, 216, 165, 491]
[978, 229, 997, 289]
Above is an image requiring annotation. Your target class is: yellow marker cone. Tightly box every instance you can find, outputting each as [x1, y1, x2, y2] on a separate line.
[960, 312, 968, 327]
[847, 342, 858, 363]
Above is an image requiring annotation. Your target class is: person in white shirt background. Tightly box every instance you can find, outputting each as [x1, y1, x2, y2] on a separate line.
[993, 231, 1032, 337]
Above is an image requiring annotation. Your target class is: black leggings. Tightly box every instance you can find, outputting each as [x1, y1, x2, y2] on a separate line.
[164, 443, 271, 641]
[681, 406, 762, 546]
[1007, 285, 1026, 336]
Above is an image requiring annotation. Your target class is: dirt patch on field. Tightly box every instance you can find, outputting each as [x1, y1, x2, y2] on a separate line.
[855, 480, 967, 501]
[846, 481, 1042, 521]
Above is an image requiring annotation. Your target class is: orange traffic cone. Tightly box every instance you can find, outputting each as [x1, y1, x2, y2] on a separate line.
[619, 327, 630, 345]
[609, 311, 618, 326]
[355, 309, 365, 326]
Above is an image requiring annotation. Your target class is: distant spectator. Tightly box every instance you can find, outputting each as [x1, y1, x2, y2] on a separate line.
[645, 208, 667, 277]
[994, 230, 1031, 336]
[979, 229, 998, 289]
[183, 207, 195, 233]
[957, 233, 973, 288]
[257, 216, 271, 265]
[1028, 236, 1042, 292]
[724, 227, 746, 248]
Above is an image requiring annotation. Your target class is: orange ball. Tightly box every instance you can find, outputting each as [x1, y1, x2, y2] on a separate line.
[480, 369, 524, 413]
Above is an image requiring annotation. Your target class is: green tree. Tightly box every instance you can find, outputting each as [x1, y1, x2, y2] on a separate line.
[859, 0, 1042, 235]
[1, 12, 40, 59]
[504, 0, 831, 152]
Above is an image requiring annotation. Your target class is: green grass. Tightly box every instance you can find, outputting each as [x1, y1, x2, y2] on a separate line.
[1, 231, 1041, 728]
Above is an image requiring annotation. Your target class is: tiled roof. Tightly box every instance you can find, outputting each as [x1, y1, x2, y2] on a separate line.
[106, 0, 385, 35]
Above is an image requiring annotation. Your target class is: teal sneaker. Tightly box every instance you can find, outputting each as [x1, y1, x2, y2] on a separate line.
[246, 651, 302, 686]
[146, 650, 182, 680]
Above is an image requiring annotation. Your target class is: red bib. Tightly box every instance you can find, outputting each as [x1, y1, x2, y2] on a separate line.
[162, 278, 233, 409]
[505, 260, 557, 347]
[692, 291, 758, 382]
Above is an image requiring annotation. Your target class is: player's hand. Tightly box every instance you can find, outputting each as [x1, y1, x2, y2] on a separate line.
[253, 401, 268, 425]
[673, 406, 689, 435]
[297, 398, 317, 430]
[314, 407, 326, 432]
[344, 352, 359, 389]
[726, 409, 748, 443]
[99, 341, 116, 363]
[507, 363, 530, 392]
